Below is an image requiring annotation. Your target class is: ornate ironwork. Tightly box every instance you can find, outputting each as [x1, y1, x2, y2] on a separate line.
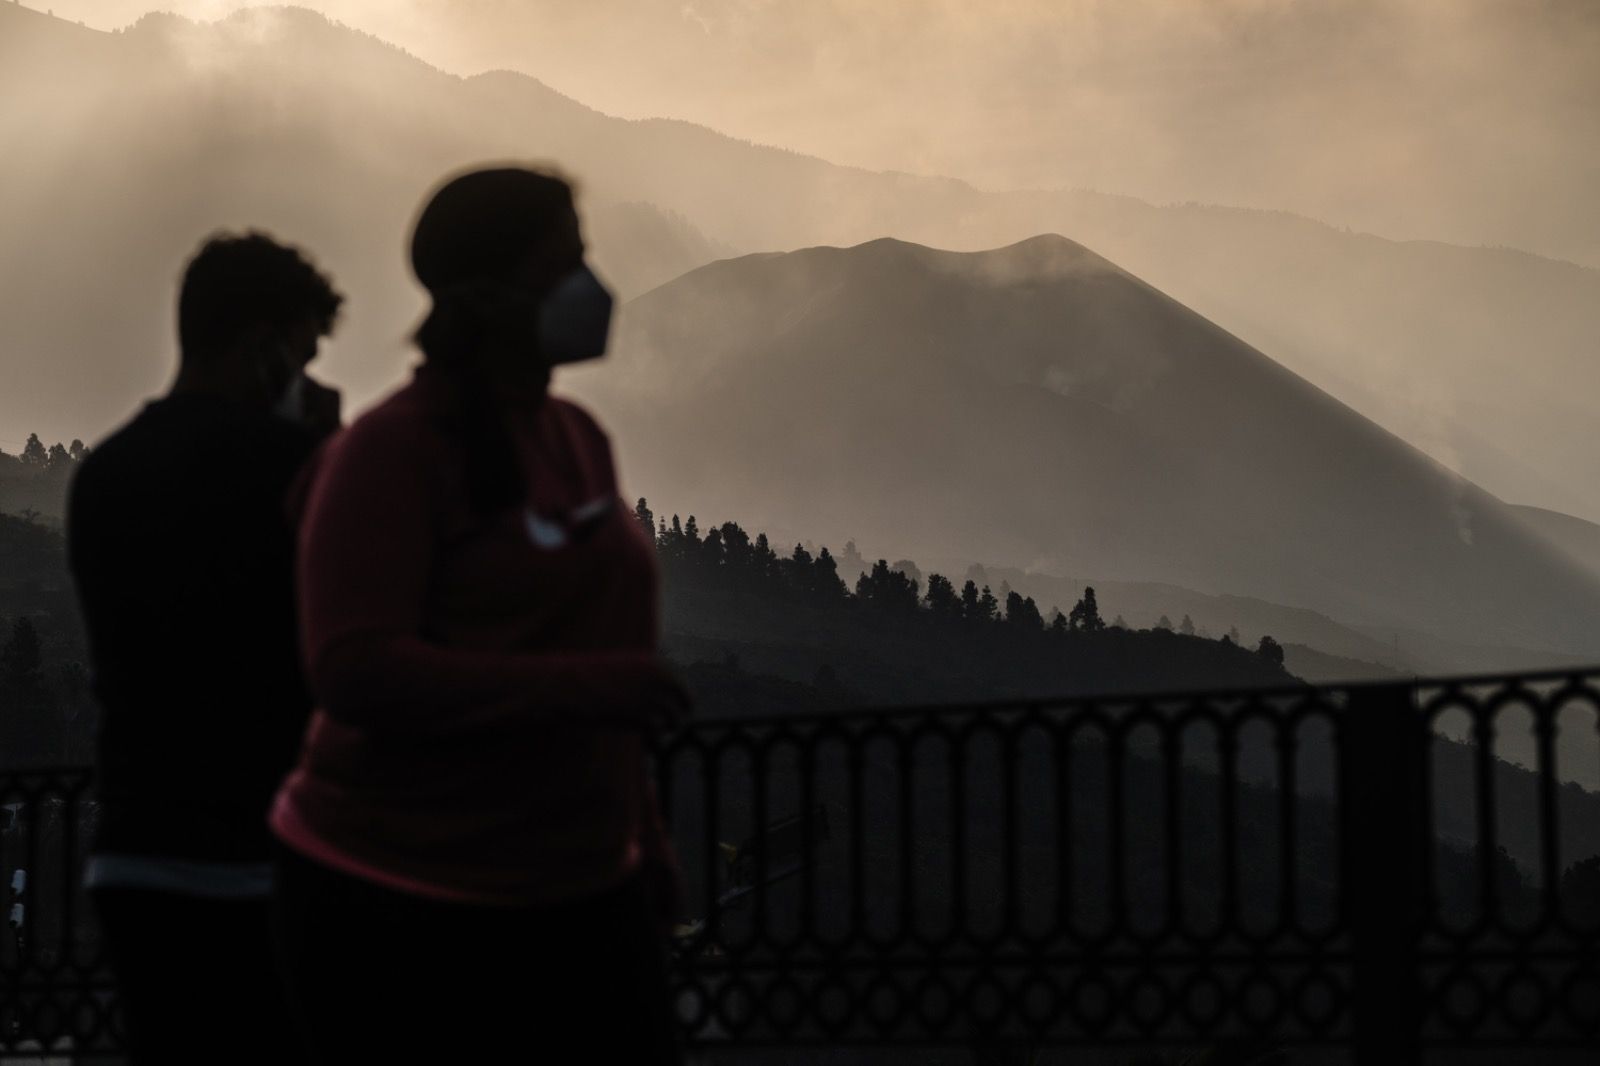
[3, 671, 1597, 1061]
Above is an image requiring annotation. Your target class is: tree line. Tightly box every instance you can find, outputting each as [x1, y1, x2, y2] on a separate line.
[0, 433, 89, 520]
[634, 499, 1285, 660]
[0, 433, 88, 474]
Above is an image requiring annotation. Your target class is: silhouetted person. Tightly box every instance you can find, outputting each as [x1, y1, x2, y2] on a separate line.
[66, 233, 342, 1063]
[270, 167, 687, 1063]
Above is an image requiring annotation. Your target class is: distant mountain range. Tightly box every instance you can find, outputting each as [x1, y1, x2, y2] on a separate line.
[4, 4, 1600, 527]
[567, 235, 1600, 667]
[5, 4, 1600, 675]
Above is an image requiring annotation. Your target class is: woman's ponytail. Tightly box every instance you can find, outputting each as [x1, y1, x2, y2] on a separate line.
[408, 167, 576, 515]
[415, 285, 527, 515]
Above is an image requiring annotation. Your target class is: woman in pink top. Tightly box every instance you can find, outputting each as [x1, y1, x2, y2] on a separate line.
[271, 167, 688, 1063]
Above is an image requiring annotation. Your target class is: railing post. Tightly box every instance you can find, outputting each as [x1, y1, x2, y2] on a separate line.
[1342, 682, 1426, 1065]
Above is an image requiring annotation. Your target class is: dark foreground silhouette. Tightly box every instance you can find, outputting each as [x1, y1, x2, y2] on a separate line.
[66, 232, 342, 1063]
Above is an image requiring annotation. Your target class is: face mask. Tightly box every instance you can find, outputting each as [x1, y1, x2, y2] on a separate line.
[537, 266, 613, 367]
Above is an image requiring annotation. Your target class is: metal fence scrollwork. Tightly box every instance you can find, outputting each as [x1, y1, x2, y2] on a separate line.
[3, 672, 1598, 1062]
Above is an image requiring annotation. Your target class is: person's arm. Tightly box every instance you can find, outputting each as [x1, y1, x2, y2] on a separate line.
[297, 412, 684, 737]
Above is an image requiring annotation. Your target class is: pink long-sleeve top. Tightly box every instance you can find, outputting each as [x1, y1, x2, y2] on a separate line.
[270, 367, 673, 905]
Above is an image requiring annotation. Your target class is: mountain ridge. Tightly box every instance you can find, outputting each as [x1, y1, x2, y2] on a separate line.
[6, 2, 1600, 521]
[570, 234, 1600, 663]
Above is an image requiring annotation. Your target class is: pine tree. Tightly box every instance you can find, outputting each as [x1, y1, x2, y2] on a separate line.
[856, 559, 918, 610]
[1179, 614, 1196, 636]
[1005, 592, 1043, 630]
[977, 585, 999, 623]
[960, 580, 981, 620]
[660, 515, 685, 562]
[1068, 587, 1105, 632]
[19, 433, 47, 467]
[1156, 615, 1174, 632]
[785, 544, 815, 597]
[1004, 589, 1025, 624]
[702, 526, 725, 567]
[813, 547, 847, 602]
[753, 533, 778, 583]
[925, 574, 959, 617]
[720, 522, 752, 571]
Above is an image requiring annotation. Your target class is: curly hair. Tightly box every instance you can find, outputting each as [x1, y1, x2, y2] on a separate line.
[177, 232, 343, 363]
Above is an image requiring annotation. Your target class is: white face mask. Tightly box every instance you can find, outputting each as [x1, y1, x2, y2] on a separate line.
[537, 266, 614, 367]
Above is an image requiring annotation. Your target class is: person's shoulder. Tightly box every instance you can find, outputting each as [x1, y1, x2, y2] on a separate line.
[547, 395, 611, 450]
[69, 405, 155, 494]
[310, 378, 451, 500]
[330, 379, 440, 455]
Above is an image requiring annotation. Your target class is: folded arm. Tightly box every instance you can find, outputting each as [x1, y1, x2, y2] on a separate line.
[295, 411, 680, 737]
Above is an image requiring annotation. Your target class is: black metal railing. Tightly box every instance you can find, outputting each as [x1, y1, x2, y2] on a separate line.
[3, 671, 1598, 1062]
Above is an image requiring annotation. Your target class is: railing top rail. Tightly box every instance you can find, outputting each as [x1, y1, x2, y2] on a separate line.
[685, 664, 1600, 729]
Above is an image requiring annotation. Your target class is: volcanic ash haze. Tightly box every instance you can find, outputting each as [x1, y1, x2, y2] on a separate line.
[4, 3, 1600, 526]
[6, 4, 1600, 665]
[5, 5, 1600, 524]
[565, 235, 1600, 662]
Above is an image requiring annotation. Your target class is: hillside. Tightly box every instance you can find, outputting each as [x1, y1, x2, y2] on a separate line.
[568, 236, 1600, 665]
[913, 564, 1592, 679]
[641, 508, 1600, 876]
[1509, 504, 1600, 582]
[4, 5, 1600, 526]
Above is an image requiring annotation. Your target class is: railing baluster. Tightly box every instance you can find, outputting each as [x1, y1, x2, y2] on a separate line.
[949, 725, 967, 945]
[751, 733, 769, 949]
[62, 779, 79, 973]
[1534, 704, 1561, 926]
[1003, 713, 1021, 944]
[23, 778, 41, 977]
[1055, 717, 1073, 941]
[1473, 700, 1500, 922]
[799, 729, 817, 954]
[1218, 716, 1240, 942]
[897, 728, 913, 951]
[7, 667, 1599, 1057]
[848, 723, 866, 945]
[1278, 707, 1297, 935]
[1162, 719, 1181, 939]
[702, 736, 721, 955]
[1108, 716, 1128, 940]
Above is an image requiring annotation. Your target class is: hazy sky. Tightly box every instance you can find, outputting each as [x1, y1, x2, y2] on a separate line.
[34, 0, 1600, 267]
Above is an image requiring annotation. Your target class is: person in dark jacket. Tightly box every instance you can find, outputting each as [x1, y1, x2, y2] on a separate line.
[68, 232, 342, 1064]
[270, 166, 687, 1063]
